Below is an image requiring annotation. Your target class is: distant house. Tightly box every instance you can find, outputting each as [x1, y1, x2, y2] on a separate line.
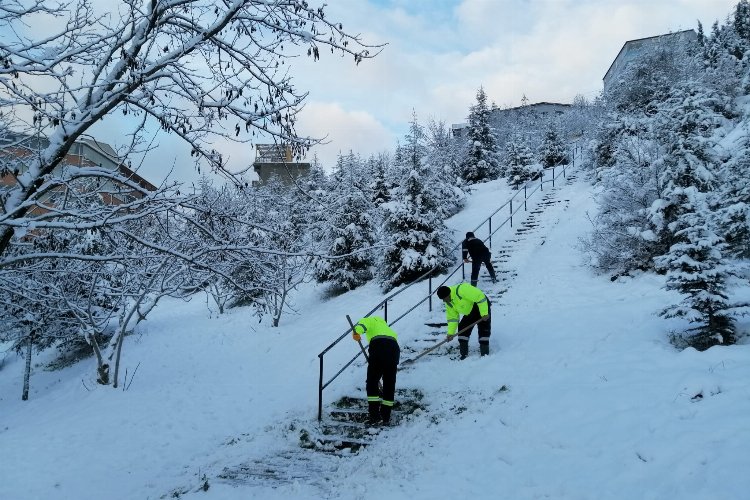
[603, 29, 698, 93]
[452, 102, 570, 139]
[0, 133, 157, 211]
[251, 144, 311, 186]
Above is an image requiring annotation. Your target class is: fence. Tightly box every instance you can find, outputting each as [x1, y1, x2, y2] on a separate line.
[316, 161, 573, 420]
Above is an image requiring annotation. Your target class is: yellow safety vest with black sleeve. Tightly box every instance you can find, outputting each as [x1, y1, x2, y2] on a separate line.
[444, 283, 489, 336]
[353, 316, 398, 343]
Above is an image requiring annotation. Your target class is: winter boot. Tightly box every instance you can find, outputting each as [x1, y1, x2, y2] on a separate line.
[480, 343, 490, 356]
[459, 341, 469, 360]
[380, 404, 393, 426]
[367, 401, 381, 426]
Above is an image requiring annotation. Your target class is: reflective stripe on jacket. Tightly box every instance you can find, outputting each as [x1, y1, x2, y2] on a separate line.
[444, 283, 489, 336]
[353, 316, 398, 343]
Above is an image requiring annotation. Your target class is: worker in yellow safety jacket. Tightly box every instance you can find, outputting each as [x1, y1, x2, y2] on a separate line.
[436, 283, 491, 359]
[352, 315, 400, 426]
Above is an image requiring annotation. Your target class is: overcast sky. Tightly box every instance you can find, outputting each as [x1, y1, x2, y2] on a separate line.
[87, 0, 738, 185]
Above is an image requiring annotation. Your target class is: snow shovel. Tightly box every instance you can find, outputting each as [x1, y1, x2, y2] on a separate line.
[401, 316, 488, 366]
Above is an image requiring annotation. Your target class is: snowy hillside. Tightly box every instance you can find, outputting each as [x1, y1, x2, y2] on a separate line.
[2, 167, 749, 500]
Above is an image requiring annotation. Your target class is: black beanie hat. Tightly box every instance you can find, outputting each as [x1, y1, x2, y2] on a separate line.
[466, 231, 474, 239]
[436, 286, 451, 299]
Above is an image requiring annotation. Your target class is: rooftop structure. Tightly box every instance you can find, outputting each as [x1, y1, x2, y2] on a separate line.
[252, 144, 311, 186]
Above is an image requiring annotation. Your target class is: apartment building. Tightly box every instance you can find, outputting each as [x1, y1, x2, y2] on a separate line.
[603, 29, 698, 93]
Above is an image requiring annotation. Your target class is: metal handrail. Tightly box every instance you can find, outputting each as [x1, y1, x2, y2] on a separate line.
[317, 160, 572, 420]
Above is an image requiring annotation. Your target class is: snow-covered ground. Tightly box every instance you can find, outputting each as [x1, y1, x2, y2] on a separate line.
[2, 169, 749, 500]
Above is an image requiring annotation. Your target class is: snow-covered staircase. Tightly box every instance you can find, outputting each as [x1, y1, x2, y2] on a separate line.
[300, 387, 426, 451]
[210, 388, 427, 489]
[486, 171, 577, 306]
[165, 168, 581, 496]
[402, 169, 579, 360]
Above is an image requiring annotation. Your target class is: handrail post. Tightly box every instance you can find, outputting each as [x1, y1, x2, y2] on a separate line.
[318, 354, 324, 421]
[510, 199, 513, 228]
[428, 274, 433, 312]
[488, 217, 492, 249]
[524, 184, 527, 210]
[552, 166, 556, 188]
[540, 169, 544, 191]
[571, 144, 575, 172]
[461, 250, 465, 280]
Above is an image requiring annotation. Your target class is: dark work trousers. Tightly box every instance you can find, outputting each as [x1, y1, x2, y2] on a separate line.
[470, 253, 497, 286]
[457, 301, 492, 347]
[366, 337, 400, 423]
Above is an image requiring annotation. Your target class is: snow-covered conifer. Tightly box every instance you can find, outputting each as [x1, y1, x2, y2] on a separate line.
[505, 134, 537, 189]
[367, 153, 394, 207]
[655, 191, 736, 348]
[314, 154, 377, 291]
[716, 143, 750, 258]
[424, 119, 467, 218]
[460, 87, 501, 183]
[379, 115, 454, 290]
[538, 126, 570, 168]
[646, 84, 727, 251]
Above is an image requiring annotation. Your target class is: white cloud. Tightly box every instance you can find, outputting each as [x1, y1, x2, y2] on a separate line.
[296, 102, 395, 170]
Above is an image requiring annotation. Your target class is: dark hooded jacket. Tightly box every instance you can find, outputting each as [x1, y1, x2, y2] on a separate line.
[461, 232, 490, 260]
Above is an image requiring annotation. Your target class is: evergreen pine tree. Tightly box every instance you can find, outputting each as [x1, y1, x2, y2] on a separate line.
[424, 119, 467, 218]
[379, 115, 453, 290]
[538, 126, 569, 168]
[367, 153, 393, 207]
[460, 87, 501, 183]
[734, 0, 750, 43]
[655, 192, 735, 348]
[505, 133, 537, 189]
[647, 84, 727, 252]
[648, 84, 738, 346]
[314, 154, 377, 291]
[716, 143, 750, 258]
[701, 16, 747, 95]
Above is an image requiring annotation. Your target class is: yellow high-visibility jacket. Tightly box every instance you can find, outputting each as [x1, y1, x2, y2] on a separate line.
[353, 316, 398, 343]
[444, 283, 489, 336]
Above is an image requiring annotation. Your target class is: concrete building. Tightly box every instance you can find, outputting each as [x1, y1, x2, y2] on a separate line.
[603, 29, 698, 92]
[252, 144, 311, 186]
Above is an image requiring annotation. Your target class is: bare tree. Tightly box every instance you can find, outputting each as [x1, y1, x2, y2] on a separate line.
[0, 251, 91, 398]
[0, 0, 379, 261]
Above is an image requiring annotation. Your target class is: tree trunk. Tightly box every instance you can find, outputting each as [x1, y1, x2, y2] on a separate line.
[112, 329, 126, 389]
[21, 330, 33, 401]
[89, 332, 110, 385]
[272, 287, 287, 327]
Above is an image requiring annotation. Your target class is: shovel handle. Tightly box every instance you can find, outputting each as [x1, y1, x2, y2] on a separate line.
[402, 315, 488, 365]
[346, 314, 369, 362]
